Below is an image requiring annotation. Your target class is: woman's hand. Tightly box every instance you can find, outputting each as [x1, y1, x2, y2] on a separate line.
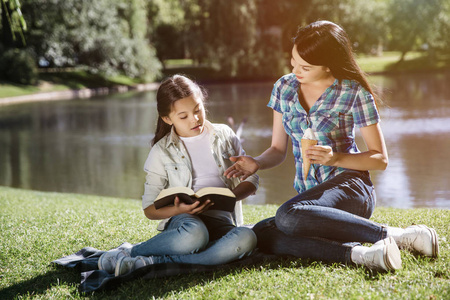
[307, 145, 336, 166]
[224, 155, 260, 180]
[174, 196, 213, 215]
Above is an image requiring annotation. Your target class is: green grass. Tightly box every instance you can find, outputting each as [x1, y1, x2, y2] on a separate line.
[0, 70, 143, 98]
[0, 186, 449, 299]
[2, 51, 450, 100]
[356, 51, 450, 74]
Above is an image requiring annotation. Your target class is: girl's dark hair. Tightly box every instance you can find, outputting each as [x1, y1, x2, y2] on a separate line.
[152, 75, 207, 146]
[293, 20, 375, 98]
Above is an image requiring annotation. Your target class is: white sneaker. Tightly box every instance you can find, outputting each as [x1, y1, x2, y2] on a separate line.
[115, 256, 153, 277]
[98, 248, 131, 274]
[361, 237, 402, 271]
[397, 225, 439, 257]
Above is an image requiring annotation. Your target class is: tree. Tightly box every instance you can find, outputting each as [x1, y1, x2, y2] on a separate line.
[1, 0, 27, 48]
[21, 0, 161, 80]
[181, 0, 285, 78]
[388, 0, 443, 61]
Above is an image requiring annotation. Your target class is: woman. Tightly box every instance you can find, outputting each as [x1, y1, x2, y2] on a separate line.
[225, 21, 438, 271]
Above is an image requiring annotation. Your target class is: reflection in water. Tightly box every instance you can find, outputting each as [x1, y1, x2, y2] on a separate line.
[1, 73, 450, 209]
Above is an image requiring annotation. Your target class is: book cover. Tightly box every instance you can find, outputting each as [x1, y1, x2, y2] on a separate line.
[154, 187, 236, 212]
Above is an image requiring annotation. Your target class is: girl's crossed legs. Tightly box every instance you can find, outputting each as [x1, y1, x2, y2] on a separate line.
[132, 213, 256, 265]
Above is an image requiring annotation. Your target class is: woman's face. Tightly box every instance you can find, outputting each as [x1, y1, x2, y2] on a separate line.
[162, 95, 206, 138]
[291, 45, 332, 84]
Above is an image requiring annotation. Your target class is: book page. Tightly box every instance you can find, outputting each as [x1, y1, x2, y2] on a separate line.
[195, 187, 235, 198]
[156, 186, 194, 201]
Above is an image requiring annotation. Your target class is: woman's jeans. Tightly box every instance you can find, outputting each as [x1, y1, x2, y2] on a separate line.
[252, 170, 388, 264]
[131, 213, 256, 265]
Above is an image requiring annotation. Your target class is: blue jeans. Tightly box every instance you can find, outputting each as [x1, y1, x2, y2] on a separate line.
[131, 214, 256, 265]
[252, 170, 388, 264]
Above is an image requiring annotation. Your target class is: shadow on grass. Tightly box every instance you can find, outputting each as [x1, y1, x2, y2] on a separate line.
[0, 267, 80, 299]
[0, 257, 412, 299]
[385, 54, 450, 73]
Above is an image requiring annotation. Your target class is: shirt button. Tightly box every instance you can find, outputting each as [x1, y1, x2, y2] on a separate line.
[218, 164, 222, 167]
[181, 156, 185, 159]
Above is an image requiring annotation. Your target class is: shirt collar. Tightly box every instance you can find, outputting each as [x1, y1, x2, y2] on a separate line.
[165, 120, 215, 148]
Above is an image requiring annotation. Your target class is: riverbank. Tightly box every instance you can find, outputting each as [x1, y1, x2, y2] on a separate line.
[0, 186, 449, 299]
[1, 51, 449, 106]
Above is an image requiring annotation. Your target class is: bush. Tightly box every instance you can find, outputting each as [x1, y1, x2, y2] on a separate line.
[0, 48, 38, 85]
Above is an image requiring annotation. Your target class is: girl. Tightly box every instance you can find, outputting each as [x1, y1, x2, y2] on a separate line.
[225, 21, 438, 271]
[98, 75, 259, 276]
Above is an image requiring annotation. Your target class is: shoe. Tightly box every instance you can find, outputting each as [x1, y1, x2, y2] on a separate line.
[115, 256, 153, 277]
[362, 237, 402, 271]
[397, 225, 439, 257]
[98, 248, 131, 274]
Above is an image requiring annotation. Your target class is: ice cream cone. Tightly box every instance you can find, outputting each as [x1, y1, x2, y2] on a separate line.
[301, 138, 318, 180]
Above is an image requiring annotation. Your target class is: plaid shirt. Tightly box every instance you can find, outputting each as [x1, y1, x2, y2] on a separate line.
[268, 73, 380, 193]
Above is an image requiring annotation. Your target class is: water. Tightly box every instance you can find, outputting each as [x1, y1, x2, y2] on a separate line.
[1, 72, 449, 208]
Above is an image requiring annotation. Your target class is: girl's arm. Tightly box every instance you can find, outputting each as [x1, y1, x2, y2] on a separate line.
[232, 181, 257, 201]
[225, 111, 289, 180]
[144, 198, 212, 220]
[307, 123, 388, 170]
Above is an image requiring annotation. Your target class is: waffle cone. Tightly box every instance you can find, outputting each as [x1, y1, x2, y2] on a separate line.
[301, 138, 318, 180]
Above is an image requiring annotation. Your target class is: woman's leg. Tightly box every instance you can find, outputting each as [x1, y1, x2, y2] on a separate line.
[253, 217, 401, 271]
[253, 217, 354, 263]
[275, 170, 387, 243]
[131, 214, 209, 257]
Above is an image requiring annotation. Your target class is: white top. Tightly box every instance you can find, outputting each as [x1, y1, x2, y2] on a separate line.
[180, 127, 233, 223]
[180, 128, 227, 191]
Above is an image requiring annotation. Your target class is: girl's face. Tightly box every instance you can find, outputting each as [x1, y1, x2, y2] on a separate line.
[291, 45, 333, 84]
[162, 95, 206, 138]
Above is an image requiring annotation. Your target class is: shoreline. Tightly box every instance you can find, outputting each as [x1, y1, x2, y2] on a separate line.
[0, 82, 160, 106]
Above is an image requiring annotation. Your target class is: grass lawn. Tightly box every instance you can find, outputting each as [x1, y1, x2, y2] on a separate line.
[1, 51, 450, 100]
[0, 70, 144, 99]
[0, 186, 449, 299]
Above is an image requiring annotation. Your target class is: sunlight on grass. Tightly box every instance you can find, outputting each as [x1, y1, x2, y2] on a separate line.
[1, 186, 449, 299]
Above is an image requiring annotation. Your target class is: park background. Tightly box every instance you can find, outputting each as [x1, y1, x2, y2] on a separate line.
[1, 0, 450, 299]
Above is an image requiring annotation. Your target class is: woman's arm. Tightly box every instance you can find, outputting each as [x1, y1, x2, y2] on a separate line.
[307, 123, 388, 171]
[225, 111, 289, 180]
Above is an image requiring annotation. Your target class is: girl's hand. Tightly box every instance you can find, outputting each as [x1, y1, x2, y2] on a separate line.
[224, 155, 260, 180]
[174, 196, 213, 215]
[307, 145, 336, 166]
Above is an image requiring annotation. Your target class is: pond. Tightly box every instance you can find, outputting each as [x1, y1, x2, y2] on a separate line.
[1, 71, 450, 209]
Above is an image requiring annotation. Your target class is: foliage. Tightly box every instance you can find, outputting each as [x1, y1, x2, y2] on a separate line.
[150, 0, 286, 79]
[0, 47, 37, 84]
[0, 186, 449, 299]
[152, 0, 450, 76]
[387, 0, 447, 61]
[19, 0, 161, 80]
[0, 0, 27, 47]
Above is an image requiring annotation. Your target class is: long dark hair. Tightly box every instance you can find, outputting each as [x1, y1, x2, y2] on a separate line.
[293, 20, 375, 98]
[152, 75, 207, 146]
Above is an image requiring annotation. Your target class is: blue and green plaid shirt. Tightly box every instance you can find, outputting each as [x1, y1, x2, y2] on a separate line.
[268, 73, 380, 193]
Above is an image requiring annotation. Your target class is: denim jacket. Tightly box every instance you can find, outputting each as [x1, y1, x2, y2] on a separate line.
[142, 121, 259, 228]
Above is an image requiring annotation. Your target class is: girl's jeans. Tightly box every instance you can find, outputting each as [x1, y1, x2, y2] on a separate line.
[252, 170, 388, 264]
[131, 213, 256, 265]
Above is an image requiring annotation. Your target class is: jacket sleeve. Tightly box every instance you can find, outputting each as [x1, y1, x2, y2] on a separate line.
[228, 126, 259, 190]
[142, 145, 167, 210]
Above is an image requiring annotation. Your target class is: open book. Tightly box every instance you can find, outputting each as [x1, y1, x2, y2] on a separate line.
[154, 187, 236, 212]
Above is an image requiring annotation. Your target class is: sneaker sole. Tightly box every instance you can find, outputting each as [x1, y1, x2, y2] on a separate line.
[383, 237, 402, 270]
[417, 225, 439, 257]
[114, 256, 126, 277]
[98, 254, 112, 273]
